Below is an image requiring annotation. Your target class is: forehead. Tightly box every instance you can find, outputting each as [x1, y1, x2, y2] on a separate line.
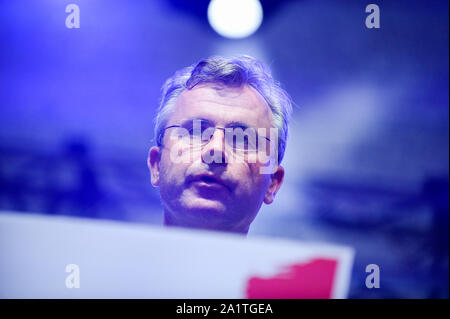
[168, 84, 273, 128]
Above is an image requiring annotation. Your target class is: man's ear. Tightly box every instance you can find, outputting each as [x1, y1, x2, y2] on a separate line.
[263, 165, 284, 204]
[148, 146, 161, 187]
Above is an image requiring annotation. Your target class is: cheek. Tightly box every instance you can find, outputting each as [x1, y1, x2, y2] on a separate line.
[231, 162, 269, 195]
[159, 151, 188, 187]
[250, 162, 272, 196]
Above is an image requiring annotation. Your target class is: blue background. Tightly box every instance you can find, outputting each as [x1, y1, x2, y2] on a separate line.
[0, 0, 448, 298]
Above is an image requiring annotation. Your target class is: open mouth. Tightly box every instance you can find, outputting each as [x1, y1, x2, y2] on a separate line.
[199, 176, 221, 184]
[188, 174, 229, 192]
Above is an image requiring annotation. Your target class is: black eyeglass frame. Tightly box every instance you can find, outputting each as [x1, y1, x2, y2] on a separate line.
[157, 123, 272, 151]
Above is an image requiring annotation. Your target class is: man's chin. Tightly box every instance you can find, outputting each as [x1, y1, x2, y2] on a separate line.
[184, 197, 228, 216]
[165, 199, 250, 233]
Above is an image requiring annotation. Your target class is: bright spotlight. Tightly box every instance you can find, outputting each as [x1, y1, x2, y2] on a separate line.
[207, 0, 263, 39]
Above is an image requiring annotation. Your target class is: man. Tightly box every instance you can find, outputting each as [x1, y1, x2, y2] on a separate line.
[147, 56, 292, 234]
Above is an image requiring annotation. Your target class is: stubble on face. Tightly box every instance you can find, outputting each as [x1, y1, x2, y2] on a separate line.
[158, 84, 275, 233]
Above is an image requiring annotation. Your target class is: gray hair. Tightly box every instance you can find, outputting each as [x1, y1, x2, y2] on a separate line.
[154, 55, 292, 163]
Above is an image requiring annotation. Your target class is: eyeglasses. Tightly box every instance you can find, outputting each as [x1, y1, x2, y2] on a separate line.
[157, 119, 272, 153]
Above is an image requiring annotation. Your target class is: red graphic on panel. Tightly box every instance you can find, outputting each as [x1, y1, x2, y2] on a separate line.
[246, 258, 338, 299]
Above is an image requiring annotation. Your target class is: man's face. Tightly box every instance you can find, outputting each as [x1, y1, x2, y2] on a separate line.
[148, 84, 284, 233]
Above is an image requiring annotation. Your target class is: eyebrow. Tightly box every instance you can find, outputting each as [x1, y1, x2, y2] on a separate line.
[225, 121, 251, 129]
[227, 121, 250, 127]
[180, 118, 252, 129]
[179, 117, 211, 126]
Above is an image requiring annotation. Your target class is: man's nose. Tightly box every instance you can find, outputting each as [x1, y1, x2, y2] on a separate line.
[201, 128, 227, 165]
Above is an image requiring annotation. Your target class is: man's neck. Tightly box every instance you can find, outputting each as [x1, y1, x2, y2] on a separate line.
[163, 210, 249, 235]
